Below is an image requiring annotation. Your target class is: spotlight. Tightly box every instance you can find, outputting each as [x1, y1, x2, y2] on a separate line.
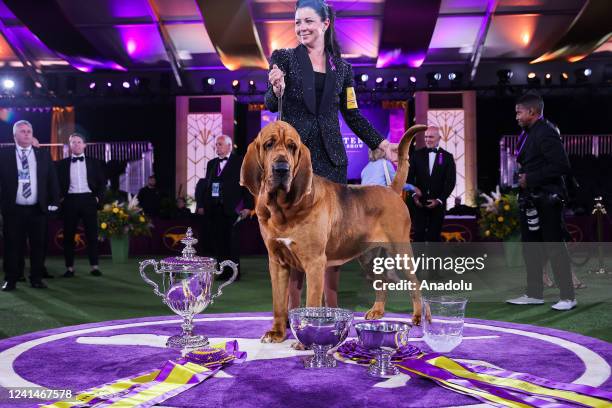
[360, 73, 369, 83]
[426, 72, 441, 88]
[375, 76, 383, 88]
[544, 73, 552, 85]
[496, 69, 513, 85]
[122, 81, 130, 89]
[386, 76, 399, 90]
[248, 80, 256, 93]
[232, 79, 240, 92]
[527, 72, 540, 87]
[201, 77, 215, 94]
[2, 78, 15, 90]
[89, 81, 96, 90]
[409, 76, 417, 84]
[106, 81, 112, 88]
[575, 68, 591, 83]
[449, 72, 463, 88]
[560, 72, 569, 85]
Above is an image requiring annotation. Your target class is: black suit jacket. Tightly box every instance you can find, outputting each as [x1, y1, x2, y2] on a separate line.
[516, 118, 571, 197]
[195, 154, 253, 217]
[56, 157, 107, 204]
[0, 146, 60, 214]
[408, 148, 456, 206]
[265, 45, 383, 176]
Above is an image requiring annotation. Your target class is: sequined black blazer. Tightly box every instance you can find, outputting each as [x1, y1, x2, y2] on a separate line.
[265, 45, 383, 182]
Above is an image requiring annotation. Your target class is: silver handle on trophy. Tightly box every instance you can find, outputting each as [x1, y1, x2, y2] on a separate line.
[139, 259, 164, 298]
[211, 260, 238, 302]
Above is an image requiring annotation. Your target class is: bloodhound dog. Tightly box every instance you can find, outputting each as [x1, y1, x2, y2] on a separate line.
[241, 121, 427, 343]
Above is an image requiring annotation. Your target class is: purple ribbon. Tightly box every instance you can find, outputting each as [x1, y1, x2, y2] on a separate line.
[437, 152, 443, 166]
[337, 340, 421, 365]
[328, 55, 336, 71]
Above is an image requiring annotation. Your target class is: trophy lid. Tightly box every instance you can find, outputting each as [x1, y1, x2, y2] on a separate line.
[159, 228, 216, 271]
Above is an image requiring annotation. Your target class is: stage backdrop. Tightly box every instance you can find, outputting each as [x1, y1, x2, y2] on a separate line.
[175, 96, 236, 198]
[260, 107, 406, 180]
[415, 91, 477, 209]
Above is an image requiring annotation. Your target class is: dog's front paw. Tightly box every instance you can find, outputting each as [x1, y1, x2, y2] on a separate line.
[365, 308, 385, 320]
[411, 311, 422, 326]
[290, 341, 307, 350]
[261, 329, 286, 343]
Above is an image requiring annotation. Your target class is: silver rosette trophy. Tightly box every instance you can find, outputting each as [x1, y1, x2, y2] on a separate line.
[139, 228, 238, 350]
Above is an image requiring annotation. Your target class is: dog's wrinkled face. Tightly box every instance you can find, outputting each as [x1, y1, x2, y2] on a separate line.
[241, 121, 313, 204]
[261, 124, 300, 192]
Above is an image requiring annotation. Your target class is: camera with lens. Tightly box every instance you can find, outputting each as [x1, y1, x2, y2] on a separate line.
[518, 193, 540, 232]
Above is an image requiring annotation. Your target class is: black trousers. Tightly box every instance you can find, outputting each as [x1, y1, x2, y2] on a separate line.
[201, 204, 240, 274]
[63, 193, 99, 267]
[3, 205, 46, 284]
[520, 196, 574, 300]
[410, 203, 445, 242]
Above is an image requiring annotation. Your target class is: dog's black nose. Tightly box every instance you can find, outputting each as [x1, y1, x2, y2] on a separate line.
[272, 161, 290, 175]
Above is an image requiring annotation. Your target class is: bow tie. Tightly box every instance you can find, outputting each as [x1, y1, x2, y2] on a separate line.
[427, 148, 439, 153]
[219, 157, 228, 162]
[71, 156, 84, 162]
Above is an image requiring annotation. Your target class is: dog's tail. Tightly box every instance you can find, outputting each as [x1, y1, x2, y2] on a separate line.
[390, 124, 428, 195]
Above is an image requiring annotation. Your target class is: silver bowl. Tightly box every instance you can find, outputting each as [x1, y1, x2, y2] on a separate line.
[289, 307, 353, 368]
[354, 320, 412, 377]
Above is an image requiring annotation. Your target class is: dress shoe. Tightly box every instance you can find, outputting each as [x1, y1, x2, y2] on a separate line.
[17, 276, 26, 282]
[42, 272, 55, 279]
[63, 270, 75, 278]
[90, 269, 102, 277]
[2, 281, 16, 291]
[30, 281, 48, 289]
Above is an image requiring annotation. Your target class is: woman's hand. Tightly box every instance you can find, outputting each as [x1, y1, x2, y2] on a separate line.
[269, 64, 285, 97]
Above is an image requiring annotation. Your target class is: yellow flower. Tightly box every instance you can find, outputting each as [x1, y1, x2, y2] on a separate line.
[139, 216, 145, 223]
[485, 230, 491, 237]
[504, 205, 510, 211]
[101, 222, 107, 229]
[112, 207, 119, 214]
[497, 216, 504, 222]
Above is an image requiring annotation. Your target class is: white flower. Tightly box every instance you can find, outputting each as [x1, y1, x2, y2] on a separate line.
[480, 185, 502, 214]
[127, 194, 141, 211]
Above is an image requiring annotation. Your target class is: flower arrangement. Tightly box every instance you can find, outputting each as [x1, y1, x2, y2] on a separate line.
[98, 195, 153, 240]
[478, 186, 520, 240]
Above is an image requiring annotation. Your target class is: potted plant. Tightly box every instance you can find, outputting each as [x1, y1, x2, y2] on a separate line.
[478, 186, 522, 267]
[98, 195, 153, 263]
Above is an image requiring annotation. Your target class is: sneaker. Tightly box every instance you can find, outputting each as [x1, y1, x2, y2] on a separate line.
[551, 299, 577, 311]
[506, 295, 545, 305]
[90, 269, 102, 277]
[63, 270, 75, 278]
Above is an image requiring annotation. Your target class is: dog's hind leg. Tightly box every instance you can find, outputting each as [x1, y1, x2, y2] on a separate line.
[262, 260, 290, 343]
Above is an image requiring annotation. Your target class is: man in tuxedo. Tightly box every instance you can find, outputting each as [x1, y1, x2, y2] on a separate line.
[56, 133, 106, 278]
[195, 135, 252, 281]
[506, 93, 576, 311]
[0, 120, 59, 291]
[408, 127, 456, 279]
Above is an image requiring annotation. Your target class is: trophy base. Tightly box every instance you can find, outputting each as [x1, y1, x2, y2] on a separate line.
[166, 334, 209, 350]
[303, 354, 337, 369]
[368, 362, 399, 378]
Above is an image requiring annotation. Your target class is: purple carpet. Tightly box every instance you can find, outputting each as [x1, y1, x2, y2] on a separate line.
[0, 313, 610, 407]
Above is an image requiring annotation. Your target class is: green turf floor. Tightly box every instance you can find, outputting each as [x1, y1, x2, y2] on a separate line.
[1, 254, 611, 342]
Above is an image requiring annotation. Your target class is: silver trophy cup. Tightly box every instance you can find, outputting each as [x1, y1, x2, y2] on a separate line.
[354, 321, 412, 377]
[289, 307, 353, 368]
[139, 228, 238, 350]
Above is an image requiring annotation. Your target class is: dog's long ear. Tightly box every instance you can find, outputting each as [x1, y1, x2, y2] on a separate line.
[289, 143, 313, 205]
[240, 138, 263, 197]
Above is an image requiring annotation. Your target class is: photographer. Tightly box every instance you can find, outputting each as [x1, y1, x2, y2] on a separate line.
[506, 93, 576, 311]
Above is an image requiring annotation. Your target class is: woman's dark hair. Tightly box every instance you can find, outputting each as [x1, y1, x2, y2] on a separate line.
[296, 0, 341, 56]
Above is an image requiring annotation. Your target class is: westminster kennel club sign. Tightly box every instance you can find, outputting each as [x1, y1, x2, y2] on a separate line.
[0, 313, 610, 407]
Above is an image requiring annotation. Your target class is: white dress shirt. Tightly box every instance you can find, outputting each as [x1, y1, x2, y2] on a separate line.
[68, 155, 92, 193]
[428, 149, 437, 175]
[15, 146, 37, 205]
[218, 156, 229, 173]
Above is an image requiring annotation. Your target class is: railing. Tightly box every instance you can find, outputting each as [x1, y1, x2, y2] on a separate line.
[120, 150, 155, 195]
[500, 135, 612, 187]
